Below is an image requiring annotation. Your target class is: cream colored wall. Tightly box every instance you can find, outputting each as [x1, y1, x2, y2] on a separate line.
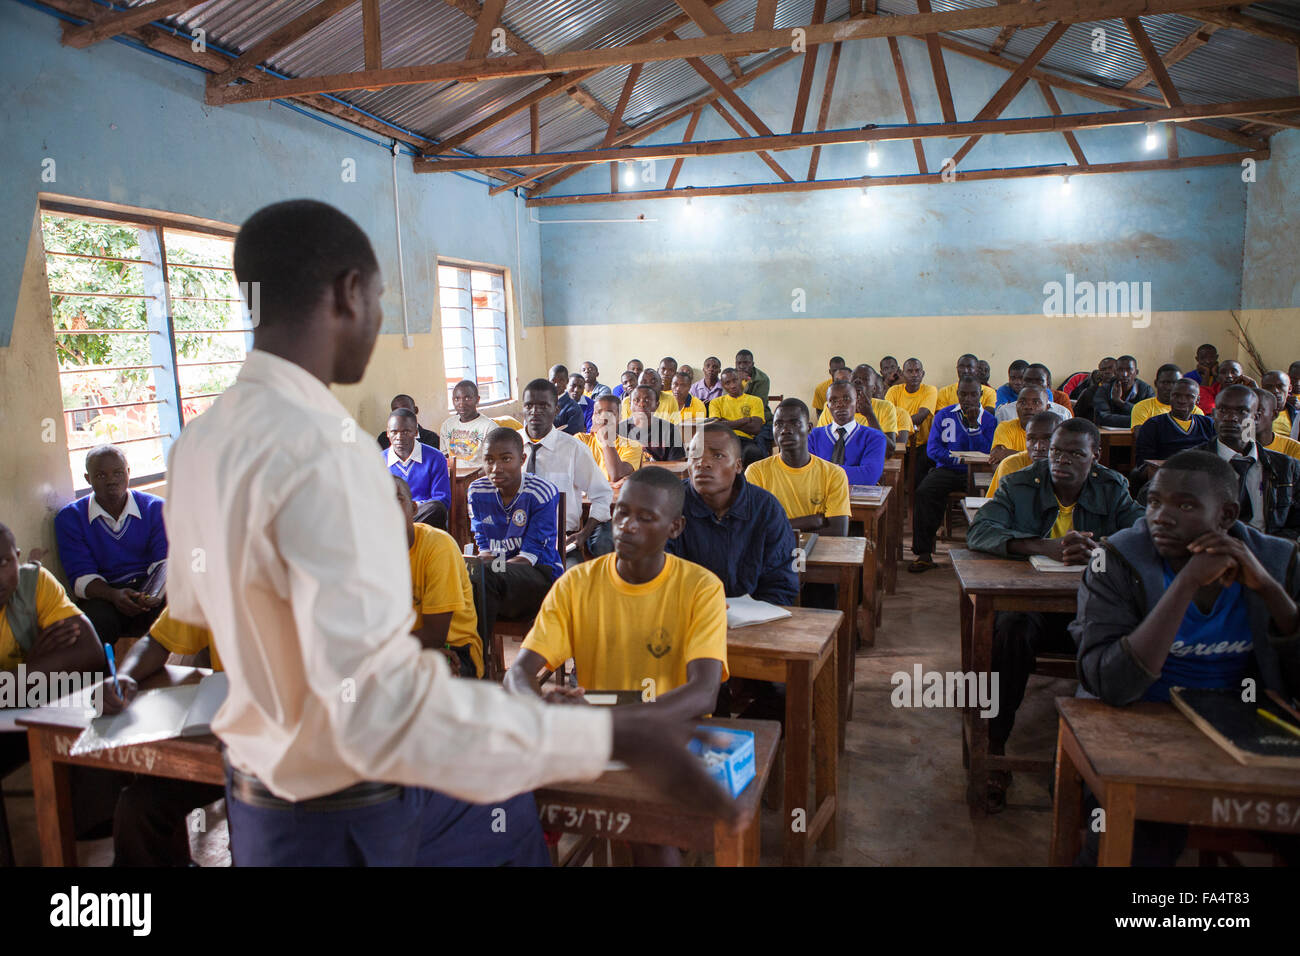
[544, 312, 1240, 405]
[1233, 309, 1300, 378]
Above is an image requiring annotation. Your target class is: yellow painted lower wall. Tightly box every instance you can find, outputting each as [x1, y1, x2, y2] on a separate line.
[544, 312, 1245, 407]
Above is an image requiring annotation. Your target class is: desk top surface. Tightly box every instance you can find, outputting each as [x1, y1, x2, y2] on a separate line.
[807, 535, 867, 565]
[849, 486, 892, 509]
[949, 548, 1084, 597]
[727, 606, 840, 660]
[1058, 698, 1300, 793]
[644, 459, 689, 474]
[15, 665, 208, 732]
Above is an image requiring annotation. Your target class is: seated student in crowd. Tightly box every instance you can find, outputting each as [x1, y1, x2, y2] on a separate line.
[1184, 343, 1219, 387]
[1072, 450, 1300, 864]
[506, 466, 727, 866]
[747, 399, 851, 535]
[467, 428, 564, 641]
[977, 359, 992, 388]
[1288, 361, 1300, 438]
[1256, 388, 1300, 462]
[810, 382, 889, 486]
[986, 411, 1060, 497]
[885, 357, 939, 459]
[556, 372, 594, 436]
[910, 377, 997, 573]
[994, 359, 1029, 409]
[385, 407, 451, 522]
[55, 444, 166, 647]
[934, 354, 998, 413]
[1185, 384, 1300, 539]
[579, 395, 647, 486]
[1262, 369, 1294, 438]
[621, 386, 685, 462]
[1195, 358, 1252, 414]
[691, 356, 724, 404]
[621, 369, 680, 423]
[968, 418, 1144, 809]
[879, 355, 903, 390]
[612, 359, 643, 399]
[548, 365, 583, 436]
[396, 477, 483, 679]
[678, 364, 695, 384]
[816, 366, 898, 446]
[994, 365, 1073, 422]
[988, 385, 1050, 467]
[376, 393, 439, 450]
[519, 379, 616, 555]
[671, 370, 708, 438]
[1091, 355, 1154, 427]
[580, 360, 611, 399]
[668, 424, 798, 606]
[707, 367, 767, 467]
[1071, 357, 1116, 422]
[1132, 378, 1216, 486]
[439, 379, 495, 462]
[1129, 364, 1200, 429]
[812, 355, 848, 415]
[657, 356, 679, 391]
[737, 349, 775, 452]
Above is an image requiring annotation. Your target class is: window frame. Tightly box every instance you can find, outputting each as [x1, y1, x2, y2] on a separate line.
[435, 256, 516, 410]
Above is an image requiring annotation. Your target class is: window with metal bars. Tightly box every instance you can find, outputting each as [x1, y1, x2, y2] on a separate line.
[437, 262, 511, 407]
[40, 205, 249, 493]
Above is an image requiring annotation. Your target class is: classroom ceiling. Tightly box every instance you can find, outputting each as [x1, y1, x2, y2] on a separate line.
[47, 0, 1300, 198]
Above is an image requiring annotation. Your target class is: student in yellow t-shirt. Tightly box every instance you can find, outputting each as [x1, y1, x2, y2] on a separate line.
[0, 522, 101, 676]
[1130, 364, 1205, 428]
[989, 385, 1049, 466]
[707, 367, 766, 466]
[621, 369, 680, 423]
[579, 395, 647, 485]
[396, 478, 483, 678]
[986, 411, 1059, 497]
[934, 354, 998, 412]
[885, 358, 939, 447]
[811, 356, 848, 415]
[1255, 388, 1300, 462]
[1261, 370, 1294, 437]
[671, 371, 708, 441]
[748, 399, 851, 535]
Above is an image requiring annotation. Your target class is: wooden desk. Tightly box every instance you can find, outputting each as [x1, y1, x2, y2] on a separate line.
[1051, 699, 1300, 866]
[848, 486, 891, 638]
[728, 607, 840, 865]
[949, 549, 1080, 811]
[644, 459, 689, 474]
[961, 495, 989, 526]
[805, 535, 867, 747]
[448, 459, 485, 549]
[1098, 427, 1133, 468]
[20, 667, 222, 867]
[536, 717, 779, 867]
[880, 459, 902, 593]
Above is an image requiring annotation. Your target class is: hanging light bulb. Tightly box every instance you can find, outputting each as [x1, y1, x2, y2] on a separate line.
[1061, 174, 1072, 195]
[1144, 122, 1159, 151]
[859, 186, 870, 206]
[867, 142, 880, 169]
[622, 163, 635, 187]
[683, 195, 694, 216]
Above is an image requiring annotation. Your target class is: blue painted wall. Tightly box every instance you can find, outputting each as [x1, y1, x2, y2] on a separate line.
[1242, 129, 1299, 312]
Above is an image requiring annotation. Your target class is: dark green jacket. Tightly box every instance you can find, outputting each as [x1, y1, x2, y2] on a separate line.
[967, 459, 1144, 557]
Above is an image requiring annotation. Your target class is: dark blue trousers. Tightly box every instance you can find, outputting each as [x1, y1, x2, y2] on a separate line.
[225, 776, 550, 867]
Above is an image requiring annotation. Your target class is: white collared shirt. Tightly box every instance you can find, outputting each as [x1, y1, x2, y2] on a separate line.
[165, 350, 610, 801]
[827, 417, 858, 441]
[1216, 440, 1264, 530]
[76, 492, 163, 597]
[518, 426, 613, 531]
[385, 441, 423, 467]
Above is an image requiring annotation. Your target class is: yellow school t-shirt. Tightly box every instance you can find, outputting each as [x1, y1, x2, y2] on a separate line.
[0, 566, 82, 671]
[709, 393, 765, 438]
[676, 396, 708, 422]
[621, 392, 681, 425]
[812, 378, 833, 413]
[151, 607, 223, 670]
[1276, 410, 1293, 437]
[522, 554, 728, 694]
[1049, 499, 1075, 539]
[816, 408, 870, 428]
[492, 415, 524, 431]
[409, 524, 483, 677]
[816, 400, 898, 433]
[991, 419, 1027, 453]
[886, 384, 939, 445]
[934, 382, 998, 412]
[986, 451, 1033, 498]
[745, 454, 852, 521]
[577, 432, 648, 481]
[1130, 397, 1204, 428]
[1266, 434, 1300, 462]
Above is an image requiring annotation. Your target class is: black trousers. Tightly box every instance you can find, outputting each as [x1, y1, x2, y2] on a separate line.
[471, 562, 554, 643]
[112, 776, 225, 866]
[79, 593, 162, 647]
[912, 468, 967, 558]
[989, 611, 1075, 750]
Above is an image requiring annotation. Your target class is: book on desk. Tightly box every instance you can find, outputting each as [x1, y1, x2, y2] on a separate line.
[70, 672, 227, 756]
[1028, 554, 1087, 573]
[849, 485, 886, 503]
[725, 595, 792, 629]
[1172, 687, 1300, 768]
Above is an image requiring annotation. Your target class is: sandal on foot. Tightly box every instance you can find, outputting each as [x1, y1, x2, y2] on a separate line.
[908, 557, 938, 573]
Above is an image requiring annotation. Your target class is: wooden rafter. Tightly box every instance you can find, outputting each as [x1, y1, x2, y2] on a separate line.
[807, 41, 842, 180]
[755, 0, 778, 31]
[207, 0, 358, 87]
[603, 64, 644, 146]
[206, 0, 1253, 105]
[362, 0, 381, 70]
[529, 103, 540, 153]
[791, 0, 828, 134]
[887, 36, 928, 174]
[915, 0, 956, 123]
[711, 102, 793, 182]
[667, 108, 704, 189]
[1192, 8, 1300, 47]
[466, 0, 507, 60]
[526, 150, 1267, 206]
[1124, 17, 1183, 107]
[950, 21, 1069, 167]
[675, 0, 743, 78]
[1038, 81, 1087, 165]
[680, 37, 776, 138]
[1124, 23, 1216, 90]
[61, 0, 209, 48]
[988, 0, 1032, 56]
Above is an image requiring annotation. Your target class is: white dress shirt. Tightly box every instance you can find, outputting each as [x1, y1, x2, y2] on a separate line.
[165, 350, 610, 801]
[994, 401, 1073, 423]
[518, 426, 613, 532]
[1216, 440, 1264, 530]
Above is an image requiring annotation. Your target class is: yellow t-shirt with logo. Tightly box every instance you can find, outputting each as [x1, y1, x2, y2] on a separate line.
[150, 607, 223, 670]
[0, 566, 82, 671]
[1130, 397, 1204, 428]
[1049, 499, 1075, 539]
[745, 454, 852, 521]
[621, 392, 680, 424]
[886, 384, 939, 446]
[986, 451, 1033, 498]
[577, 432, 648, 481]
[816, 400, 898, 433]
[1266, 434, 1300, 462]
[522, 554, 728, 694]
[991, 419, 1027, 453]
[934, 382, 998, 412]
[409, 524, 483, 678]
[709, 393, 766, 438]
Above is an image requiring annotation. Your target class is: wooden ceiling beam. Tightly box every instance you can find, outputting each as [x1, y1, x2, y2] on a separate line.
[915, 0, 956, 123]
[61, 0, 209, 48]
[755, 0, 778, 31]
[1192, 7, 1300, 47]
[667, 107, 704, 189]
[791, 0, 828, 134]
[887, 36, 928, 174]
[1124, 16, 1183, 106]
[362, 0, 381, 70]
[207, 0, 358, 87]
[710, 101, 794, 181]
[807, 40, 843, 180]
[1124, 22, 1217, 90]
[675, 0, 743, 78]
[988, 0, 1032, 56]
[466, 0, 507, 61]
[1038, 81, 1088, 165]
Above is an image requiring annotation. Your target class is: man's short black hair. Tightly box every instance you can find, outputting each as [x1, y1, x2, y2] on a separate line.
[1026, 411, 1062, 431]
[957, 374, 982, 390]
[1027, 363, 1053, 384]
[390, 393, 415, 408]
[1055, 416, 1100, 450]
[829, 355, 846, 365]
[234, 200, 378, 326]
[594, 394, 620, 409]
[1254, 387, 1277, 413]
[387, 407, 418, 425]
[523, 378, 558, 401]
[1101, 356, 1117, 365]
[85, 444, 126, 469]
[453, 380, 478, 395]
[484, 427, 523, 452]
[957, 353, 978, 363]
[1159, 450, 1239, 503]
[622, 466, 687, 519]
[1116, 355, 1137, 365]
[736, 349, 753, 359]
[392, 475, 412, 498]
[777, 397, 810, 420]
[549, 364, 568, 377]
[1155, 363, 1182, 378]
[632, 385, 659, 405]
[0, 522, 14, 551]
[697, 422, 742, 457]
[660, 356, 677, 365]
[1008, 359, 1029, 373]
[1196, 343, 1217, 353]
[1219, 383, 1258, 408]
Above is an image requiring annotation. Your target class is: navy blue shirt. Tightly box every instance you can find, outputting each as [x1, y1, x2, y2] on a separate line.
[554, 396, 587, 436]
[666, 475, 799, 606]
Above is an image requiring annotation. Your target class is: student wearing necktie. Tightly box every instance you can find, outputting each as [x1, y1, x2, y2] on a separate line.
[807, 382, 887, 485]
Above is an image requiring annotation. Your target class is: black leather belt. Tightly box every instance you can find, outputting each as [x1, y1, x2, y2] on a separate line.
[226, 762, 401, 812]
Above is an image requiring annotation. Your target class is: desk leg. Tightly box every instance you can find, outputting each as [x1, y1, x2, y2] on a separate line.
[814, 649, 838, 853]
[873, 513, 885, 628]
[1097, 783, 1136, 867]
[783, 659, 813, 866]
[715, 812, 761, 867]
[965, 595, 994, 813]
[860, 539, 877, 650]
[1050, 719, 1083, 865]
[836, 565, 856, 747]
[28, 729, 77, 867]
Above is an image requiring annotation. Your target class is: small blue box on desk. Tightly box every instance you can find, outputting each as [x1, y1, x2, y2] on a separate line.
[689, 727, 756, 797]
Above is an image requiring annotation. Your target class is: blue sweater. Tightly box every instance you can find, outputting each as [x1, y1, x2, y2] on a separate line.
[386, 442, 450, 507]
[808, 423, 887, 485]
[55, 490, 168, 589]
[994, 383, 1018, 408]
[467, 473, 563, 579]
[927, 406, 997, 471]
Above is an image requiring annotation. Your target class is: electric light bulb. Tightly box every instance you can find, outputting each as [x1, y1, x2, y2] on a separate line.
[867, 143, 879, 169]
[1061, 174, 1071, 195]
[1144, 122, 1158, 151]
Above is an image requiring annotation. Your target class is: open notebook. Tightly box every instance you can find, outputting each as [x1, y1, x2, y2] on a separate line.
[70, 672, 228, 756]
[725, 595, 792, 629]
[1028, 554, 1087, 573]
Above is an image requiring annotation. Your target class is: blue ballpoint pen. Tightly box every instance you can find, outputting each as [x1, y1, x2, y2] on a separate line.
[105, 644, 122, 698]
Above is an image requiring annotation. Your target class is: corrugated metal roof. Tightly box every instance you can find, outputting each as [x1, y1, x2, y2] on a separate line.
[155, 0, 1300, 158]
